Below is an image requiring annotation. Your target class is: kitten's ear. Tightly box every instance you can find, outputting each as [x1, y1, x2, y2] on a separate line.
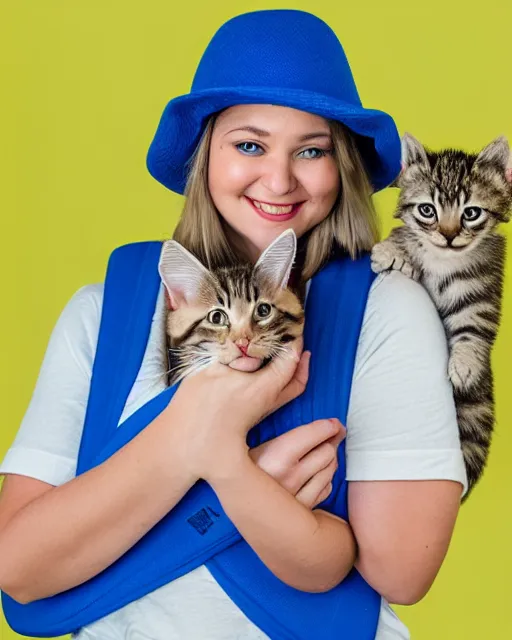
[401, 132, 429, 168]
[475, 136, 510, 171]
[158, 240, 215, 309]
[253, 229, 297, 290]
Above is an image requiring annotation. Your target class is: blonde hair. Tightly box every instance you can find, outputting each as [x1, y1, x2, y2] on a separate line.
[173, 112, 379, 282]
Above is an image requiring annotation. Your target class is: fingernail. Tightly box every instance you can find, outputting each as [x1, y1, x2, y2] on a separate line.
[328, 418, 340, 431]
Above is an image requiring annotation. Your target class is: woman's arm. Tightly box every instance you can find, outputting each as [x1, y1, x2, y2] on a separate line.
[0, 404, 198, 604]
[0, 349, 311, 604]
[349, 479, 461, 605]
[206, 452, 356, 593]
[343, 270, 468, 605]
[0, 285, 204, 603]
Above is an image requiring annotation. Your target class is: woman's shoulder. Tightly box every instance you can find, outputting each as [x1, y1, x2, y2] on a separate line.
[363, 269, 446, 344]
[59, 283, 104, 326]
[45, 284, 106, 356]
[367, 269, 440, 320]
[69, 283, 104, 307]
[352, 268, 451, 390]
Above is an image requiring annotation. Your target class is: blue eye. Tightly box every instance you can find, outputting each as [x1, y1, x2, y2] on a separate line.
[299, 148, 327, 159]
[235, 143, 328, 159]
[236, 142, 263, 155]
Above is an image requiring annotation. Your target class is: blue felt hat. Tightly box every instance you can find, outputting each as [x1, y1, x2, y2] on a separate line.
[146, 9, 401, 194]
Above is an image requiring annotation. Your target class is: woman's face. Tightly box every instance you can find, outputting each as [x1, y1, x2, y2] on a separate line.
[208, 104, 340, 261]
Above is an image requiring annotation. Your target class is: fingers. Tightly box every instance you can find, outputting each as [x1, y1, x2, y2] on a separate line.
[284, 433, 344, 496]
[248, 419, 345, 483]
[313, 483, 333, 508]
[253, 336, 304, 386]
[295, 458, 337, 509]
[272, 350, 311, 411]
[273, 418, 344, 461]
[325, 424, 347, 450]
[293, 439, 338, 483]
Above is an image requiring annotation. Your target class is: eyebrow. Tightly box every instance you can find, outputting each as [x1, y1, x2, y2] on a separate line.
[225, 125, 332, 142]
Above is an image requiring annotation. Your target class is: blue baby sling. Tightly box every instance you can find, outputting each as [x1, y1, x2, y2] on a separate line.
[2, 241, 381, 639]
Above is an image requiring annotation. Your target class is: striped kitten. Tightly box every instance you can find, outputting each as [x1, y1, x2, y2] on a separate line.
[371, 133, 512, 498]
[158, 229, 304, 385]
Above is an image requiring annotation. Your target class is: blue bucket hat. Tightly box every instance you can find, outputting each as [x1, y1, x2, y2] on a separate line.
[146, 9, 401, 194]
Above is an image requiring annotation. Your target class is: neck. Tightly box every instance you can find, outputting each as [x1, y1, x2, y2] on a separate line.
[222, 223, 259, 264]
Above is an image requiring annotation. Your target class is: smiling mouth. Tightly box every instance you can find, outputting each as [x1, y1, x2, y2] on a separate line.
[245, 196, 304, 216]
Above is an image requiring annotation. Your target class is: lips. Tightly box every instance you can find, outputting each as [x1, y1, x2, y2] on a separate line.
[245, 196, 304, 222]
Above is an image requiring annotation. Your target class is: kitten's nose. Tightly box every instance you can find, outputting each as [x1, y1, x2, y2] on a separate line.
[236, 337, 249, 356]
[441, 227, 459, 244]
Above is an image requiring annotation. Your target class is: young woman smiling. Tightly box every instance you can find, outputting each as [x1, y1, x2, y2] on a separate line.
[0, 9, 466, 640]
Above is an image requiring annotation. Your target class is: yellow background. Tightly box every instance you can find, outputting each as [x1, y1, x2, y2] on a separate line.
[1, 1, 510, 638]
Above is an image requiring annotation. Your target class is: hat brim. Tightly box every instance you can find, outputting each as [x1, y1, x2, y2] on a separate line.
[146, 86, 401, 194]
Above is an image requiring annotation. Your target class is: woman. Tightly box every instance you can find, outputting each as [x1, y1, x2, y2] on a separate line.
[0, 9, 466, 639]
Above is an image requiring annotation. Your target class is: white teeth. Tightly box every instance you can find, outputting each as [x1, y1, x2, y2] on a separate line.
[252, 199, 294, 215]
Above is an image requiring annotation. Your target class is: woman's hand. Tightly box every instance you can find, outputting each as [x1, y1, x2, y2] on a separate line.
[166, 339, 311, 482]
[249, 419, 346, 509]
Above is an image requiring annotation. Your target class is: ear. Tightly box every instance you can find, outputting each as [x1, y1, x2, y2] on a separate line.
[401, 132, 429, 168]
[253, 229, 297, 290]
[158, 240, 215, 309]
[475, 136, 510, 171]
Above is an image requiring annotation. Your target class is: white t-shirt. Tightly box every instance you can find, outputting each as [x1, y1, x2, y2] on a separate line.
[0, 269, 468, 640]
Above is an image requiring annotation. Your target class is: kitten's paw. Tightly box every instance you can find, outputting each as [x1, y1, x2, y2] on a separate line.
[399, 260, 420, 281]
[448, 343, 482, 391]
[371, 242, 418, 280]
[370, 241, 399, 274]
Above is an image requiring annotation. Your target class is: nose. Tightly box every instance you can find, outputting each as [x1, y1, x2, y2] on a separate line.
[236, 337, 250, 356]
[261, 154, 297, 196]
[443, 230, 459, 245]
[439, 220, 459, 243]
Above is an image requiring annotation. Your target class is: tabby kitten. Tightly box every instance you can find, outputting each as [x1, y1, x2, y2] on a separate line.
[158, 228, 304, 385]
[371, 133, 512, 498]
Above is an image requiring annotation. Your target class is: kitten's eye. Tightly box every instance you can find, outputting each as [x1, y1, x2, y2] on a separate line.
[257, 303, 271, 316]
[207, 309, 229, 326]
[254, 302, 272, 320]
[463, 206, 483, 222]
[418, 203, 437, 219]
[255, 303, 272, 319]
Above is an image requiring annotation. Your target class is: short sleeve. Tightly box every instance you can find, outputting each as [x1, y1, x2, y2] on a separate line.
[0, 284, 103, 486]
[345, 270, 468, 495]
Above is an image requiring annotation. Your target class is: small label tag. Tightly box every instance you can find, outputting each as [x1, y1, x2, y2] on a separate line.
[187, 506, 221, 535]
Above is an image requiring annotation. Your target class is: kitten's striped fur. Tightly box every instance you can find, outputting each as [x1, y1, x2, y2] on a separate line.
[371, 134, 512, 499]
[158, 229, 304, 385]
